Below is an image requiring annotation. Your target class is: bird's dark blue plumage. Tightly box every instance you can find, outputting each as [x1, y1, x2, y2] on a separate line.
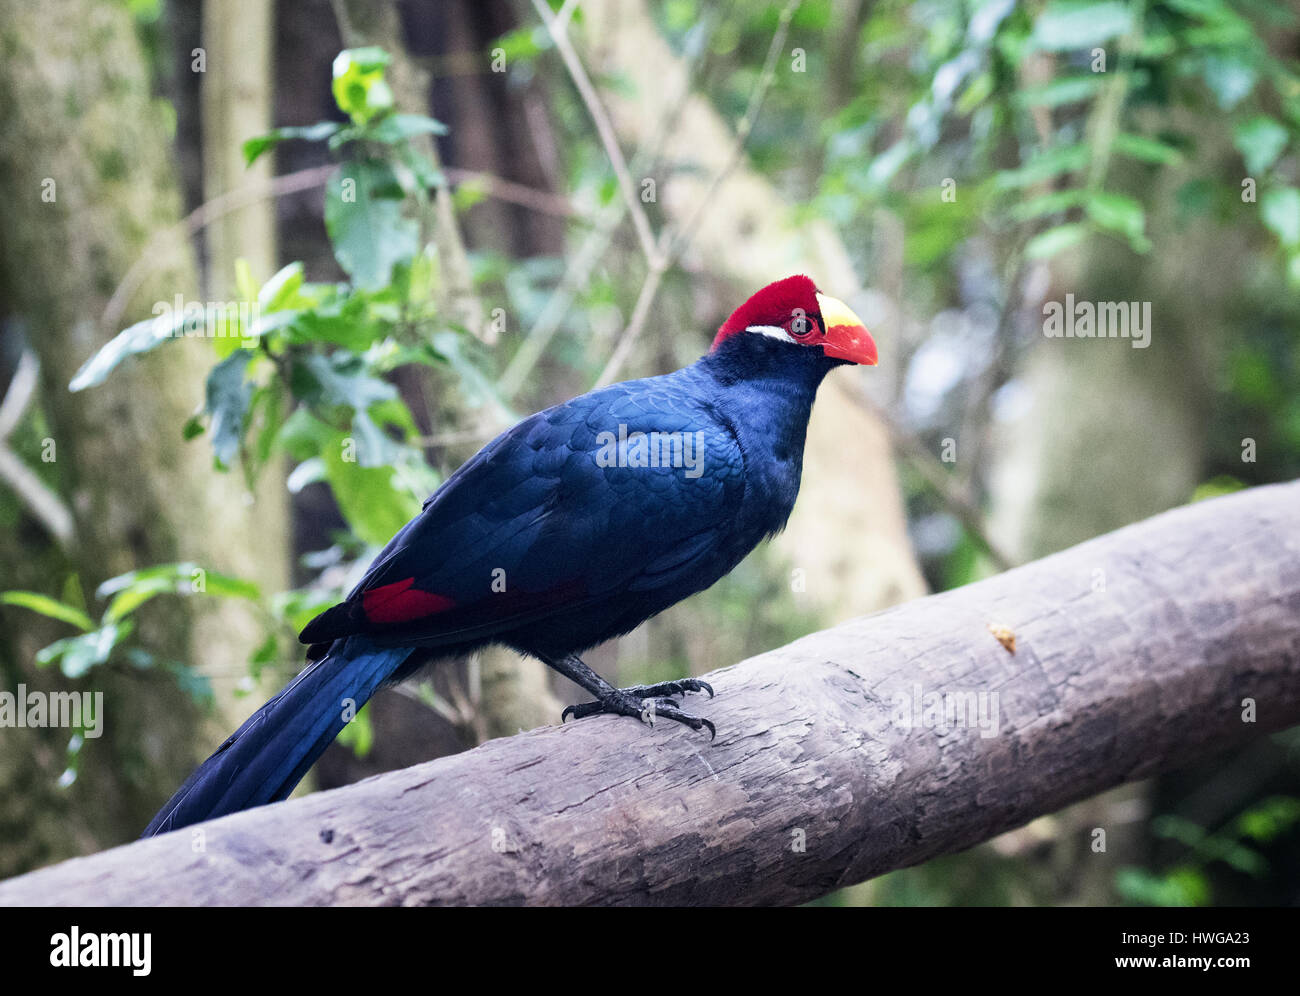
[143, 275, 878, 836]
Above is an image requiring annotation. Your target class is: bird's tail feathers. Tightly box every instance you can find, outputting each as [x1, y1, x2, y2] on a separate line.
[142, 636, 410, 837]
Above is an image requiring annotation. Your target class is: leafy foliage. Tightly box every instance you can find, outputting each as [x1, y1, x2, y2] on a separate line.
[2, 563, 258, 685]
[66, 47, 473, 553]
[1117, 796, 1300, 906]
[24, 48, 496, 763]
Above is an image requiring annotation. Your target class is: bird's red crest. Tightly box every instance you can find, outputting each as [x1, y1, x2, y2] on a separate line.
[711, 275, 821, 350]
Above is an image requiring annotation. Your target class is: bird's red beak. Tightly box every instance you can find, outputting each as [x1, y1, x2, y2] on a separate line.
[816, 292, 877, 366]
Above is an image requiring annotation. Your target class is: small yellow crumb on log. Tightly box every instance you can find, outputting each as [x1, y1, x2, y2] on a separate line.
[988, 623, 1016, 654]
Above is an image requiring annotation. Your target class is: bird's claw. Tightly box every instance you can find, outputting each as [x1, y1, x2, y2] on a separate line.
[621, 678, 714, 700]
[561, 687, 715, 740]
[648, 699, 716, 740]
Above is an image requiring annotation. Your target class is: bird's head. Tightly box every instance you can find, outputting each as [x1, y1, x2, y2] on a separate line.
[710, 275, 878, 367]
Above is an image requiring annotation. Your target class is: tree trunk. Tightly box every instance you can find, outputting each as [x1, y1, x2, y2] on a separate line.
[194, 0, 292, 741]
[0, 0, 287, 861]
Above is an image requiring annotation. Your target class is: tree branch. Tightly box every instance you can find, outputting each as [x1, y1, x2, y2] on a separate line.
[3, 481, 1296, 905]
[496, 3, 725, 401]
[0, 349, 74, 547]
[530, 0, 660, 267]
[591, 0, 799, 389]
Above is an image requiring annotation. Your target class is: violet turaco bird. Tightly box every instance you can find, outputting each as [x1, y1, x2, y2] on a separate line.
[143, 275, 877, 836]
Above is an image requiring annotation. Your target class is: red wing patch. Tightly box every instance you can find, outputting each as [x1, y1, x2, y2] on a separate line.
[362, 577, 457, 623]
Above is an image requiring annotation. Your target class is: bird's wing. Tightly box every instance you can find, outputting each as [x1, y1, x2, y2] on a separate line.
[299, 378, 745, 647]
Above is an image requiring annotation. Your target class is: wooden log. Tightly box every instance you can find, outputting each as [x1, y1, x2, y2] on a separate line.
[2, 481, 1297, 906]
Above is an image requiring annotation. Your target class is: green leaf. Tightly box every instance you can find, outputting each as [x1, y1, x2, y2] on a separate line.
[1010, 189, 1086, 221]
[955, 71, 994, 115]
[248, 632, 279, 683]
[332, 47, 394, 125]
[1085, 192, 1149, 251]
[204, 350, 254, 469]
[492, 25, 549, 62]
[1219, 842, 1267, 876]
[37, 622, 133, 679]
[276, 407, 334, 461]
[335, 702, 374, 757]
[1114, 866, 1208, 907]
[242, 122, 341, 166]
[1032, 2, 1133, 51]
[363, 113, 448, 144]
[292, 352, 401, 466]
[325, 161, 419, 290]
[1236, 796, 1300, 842]
[196, 571, 261, 600]
[104, 577, 174, 623]
[405, 249, 435, 306]
[272, 586, 343, 635]
[1024, 223, 1089, 259]
[242, 308, 303, 346]
[1112, 133, 1183, 166]
[1191, 474, 1246, 502]
[1261, 187, 1300, 247]
[1015, 75, 1105, 109]
[245, 380, 286, 485]
[1200, 53, 1256, 110]
[286, 293, 387, 351]
[0, 591, 94, 631]
[258, 262, 305, 312]
[995, 143, 1090, 189]
[60, 574, 88, 616]
[1234, 116, 1289, 176]
[395, 145, 446, 191]
[69, 308, 195, 391]
[320, 433, 421, 546]
[96, 562, 260, 601]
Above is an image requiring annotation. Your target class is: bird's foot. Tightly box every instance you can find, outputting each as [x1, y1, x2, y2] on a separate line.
[561, 684, 715, 740]
[619, 678, 714, 700]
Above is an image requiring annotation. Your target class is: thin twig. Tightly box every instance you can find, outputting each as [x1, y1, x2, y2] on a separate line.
[0, 347, 39, 440]
[443, 168, 579, 219]
[498, 3, 730, 399]
[0, 350, 75, 546]
[593, 0, 800, 388]
[663, 0, 798, 264]
[840, 381, 1017, 572]
[101, 159, 572, 343]
[101, 165, 336, 334]
[530, 0, 660, 267]
[593, 234, 669, 388]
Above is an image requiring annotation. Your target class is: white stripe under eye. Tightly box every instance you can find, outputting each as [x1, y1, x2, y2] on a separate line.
[747, 324, 795, 343]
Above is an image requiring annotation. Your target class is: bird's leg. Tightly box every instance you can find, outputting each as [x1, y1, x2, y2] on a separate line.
[539, 653, 715, 739]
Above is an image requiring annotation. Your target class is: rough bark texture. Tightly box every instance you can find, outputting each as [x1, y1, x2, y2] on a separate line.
[0, 0, 284, 861]
[2, 481, 1296, 906]
[191, 0, 294, 754]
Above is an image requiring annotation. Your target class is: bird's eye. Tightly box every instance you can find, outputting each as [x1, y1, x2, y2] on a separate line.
[787, 313, 819, 339]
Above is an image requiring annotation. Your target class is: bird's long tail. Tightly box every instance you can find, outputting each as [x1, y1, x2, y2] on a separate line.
[142, 636, 412, 837]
